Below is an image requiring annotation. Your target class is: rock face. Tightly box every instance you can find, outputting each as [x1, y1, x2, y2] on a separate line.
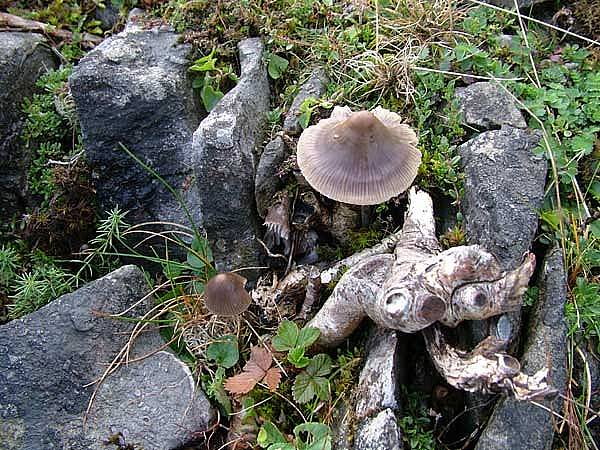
[459, 125, 547, 438]
[0, 265, 213, 450]
[455, 82, 527, 130]
[0, 32, 57, 222]
[255, 136, 287, 218]
[69, 24, 203, 234]
[255, 67, 328, 217]
[283, 68, 328, 135]
[334, 326, 403, 450]
[475, 246, 568, 450]
[460, 127, 546, 271]
[193, 38, 270, 272]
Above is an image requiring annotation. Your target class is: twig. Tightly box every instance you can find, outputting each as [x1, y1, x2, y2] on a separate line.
[0, 12, 103, 47]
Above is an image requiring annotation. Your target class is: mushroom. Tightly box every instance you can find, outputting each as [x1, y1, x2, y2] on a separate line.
[204, 272, 252, 316]
[296, 106, 421, 206]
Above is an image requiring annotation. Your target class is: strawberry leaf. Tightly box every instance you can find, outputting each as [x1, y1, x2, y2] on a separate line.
[272, 320, 299, 352]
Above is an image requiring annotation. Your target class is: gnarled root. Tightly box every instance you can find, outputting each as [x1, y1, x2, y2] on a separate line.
[422, 324, 557, 401]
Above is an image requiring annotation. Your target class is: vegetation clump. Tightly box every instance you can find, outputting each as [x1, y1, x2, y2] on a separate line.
[2, 1, 600, 449]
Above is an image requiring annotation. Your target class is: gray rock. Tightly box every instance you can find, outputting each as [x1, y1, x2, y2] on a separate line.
[475, 246, 568, 450]
[0, 265, 213, 450]
[459, 125, 546, 433]
[0, 32, 57, 222]
[334, 326, 402, 450]
[283, 68, 328, 135]
[354, 327, 401, 419]
[69, 25, 203, 243]
[86, 351, 212, 450]
[193, 38, 269, 272]
[460, 126, 546, 270]
[255, 136, 287, 218]
[354, 409, 403, 450]
[455, 82, 527, 130]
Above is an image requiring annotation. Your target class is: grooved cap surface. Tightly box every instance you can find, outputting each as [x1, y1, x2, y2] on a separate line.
[296, 106, 421, 205]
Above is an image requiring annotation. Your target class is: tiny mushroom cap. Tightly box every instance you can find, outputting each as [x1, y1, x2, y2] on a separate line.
[204, 272, 252, 316]
[296, 106, 421, 205]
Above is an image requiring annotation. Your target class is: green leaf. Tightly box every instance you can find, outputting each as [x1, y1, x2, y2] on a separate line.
[212, 382, 232, 415]
[206, 335, 239, 368]
[288, 347, 310, 368]
[267, 444, 295, 450]
[201, 83, 224, 112]
[294, 422, 332, 450]
[272, 320, 299, 352]
[267, 53, 289, 79]
[258, 422, 288, 448]
[297, 326, 320, 349]
[189, 49, 217, 72]
[306, 354, 332, 377]
[292, 354, 332, 403]
[298, 110, 311, 129]
[162, 260, 184, 279]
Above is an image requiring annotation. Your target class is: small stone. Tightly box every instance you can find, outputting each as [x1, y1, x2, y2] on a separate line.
[455, 82, 527, 130]
[283, 68, 328, 135]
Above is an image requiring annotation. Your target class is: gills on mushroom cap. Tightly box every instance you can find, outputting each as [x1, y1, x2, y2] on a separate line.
[296, 106, 421, 205]
[204, 272, 252, 316]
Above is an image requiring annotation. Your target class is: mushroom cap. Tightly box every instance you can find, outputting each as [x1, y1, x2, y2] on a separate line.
[296, 106, 421, 205]
[204, 272, 252, 316]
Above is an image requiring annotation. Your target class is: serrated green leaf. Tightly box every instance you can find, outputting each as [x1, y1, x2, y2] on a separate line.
[258, 422, 288, 448]
[306, 354, 332, 377]
[292, 356, 331, 404]
[272, 320, 299, 352]
[297, 326, 320, 349]
[206, 335, 239, 368]
[288, 347, 310, 368]
[267, 53, 289, 79]
[292, 371, 316, 403]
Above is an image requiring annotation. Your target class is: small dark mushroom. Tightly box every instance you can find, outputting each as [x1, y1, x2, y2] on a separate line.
[296, 106, 421, 205]
[204, 272, 252, 316]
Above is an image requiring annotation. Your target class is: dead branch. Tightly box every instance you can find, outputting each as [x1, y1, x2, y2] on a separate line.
[422, 325, 556, 401]
[0, 12, 103, 48]
[304, 187, 554, 401]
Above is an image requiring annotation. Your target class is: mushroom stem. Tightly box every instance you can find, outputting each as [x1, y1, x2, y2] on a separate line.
[360, 205, 372, 228]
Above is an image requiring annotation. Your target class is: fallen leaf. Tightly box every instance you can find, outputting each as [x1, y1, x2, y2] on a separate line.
[263, 367, 282, 391]
[225, 346, 282, 394]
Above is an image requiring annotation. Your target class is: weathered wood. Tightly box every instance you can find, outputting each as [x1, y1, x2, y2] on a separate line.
[309, 188, 534, 340]
[305, 187, 555, 400]
[0, 12, 103, 48]
[422, 325, 556, 401]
